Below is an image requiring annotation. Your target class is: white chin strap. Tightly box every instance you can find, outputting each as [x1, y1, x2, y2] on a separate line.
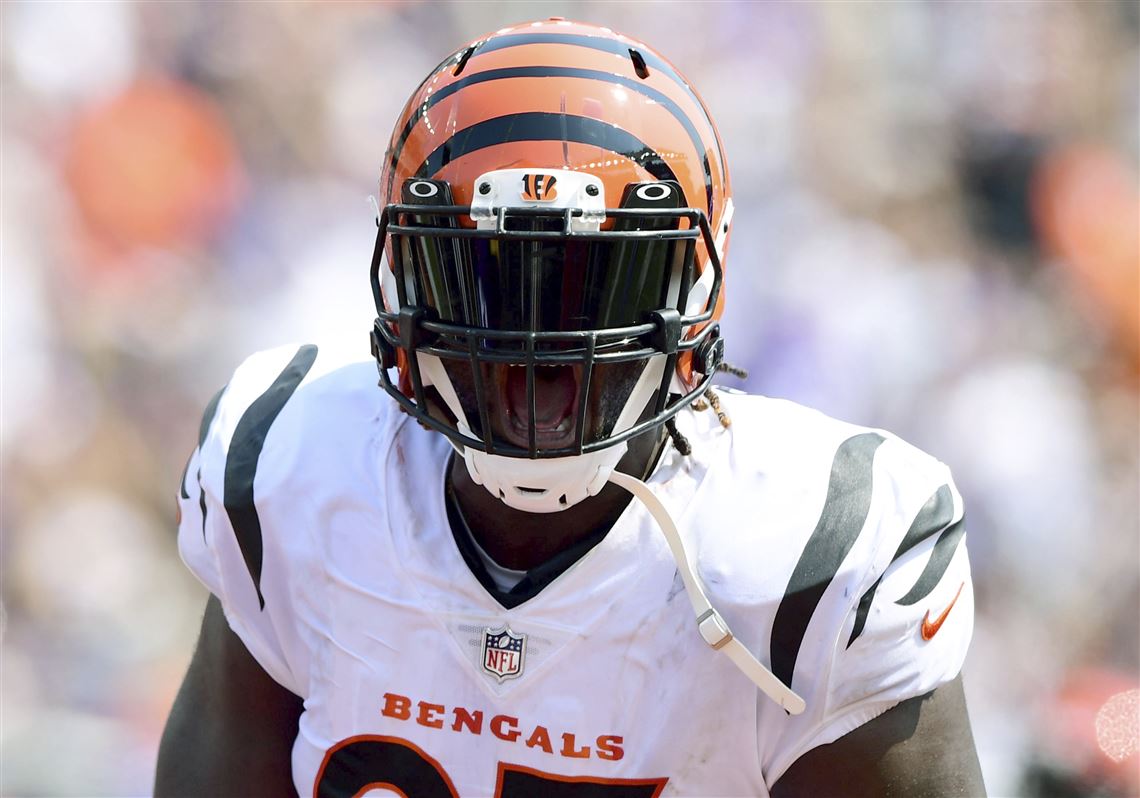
[608, 470, 807, 715]
[463, 443, 627, 514]
[440, 352, 667, 515]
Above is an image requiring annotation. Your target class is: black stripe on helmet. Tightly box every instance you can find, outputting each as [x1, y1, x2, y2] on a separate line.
[416, 43, 479, 102]
[846, 484, 959, 648]
[384, 42, 478, 166]
[223, 345, 318, 610]
[771, 432, 885, 691]
[414, 112, 683, 199]
[469, 32, 726, 189]
[387, 65, 713, 215]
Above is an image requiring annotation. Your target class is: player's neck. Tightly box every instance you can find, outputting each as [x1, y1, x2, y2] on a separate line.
[446, 431, 666, 572]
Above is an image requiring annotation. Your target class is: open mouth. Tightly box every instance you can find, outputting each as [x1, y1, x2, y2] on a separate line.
[501, 364, 579, 447]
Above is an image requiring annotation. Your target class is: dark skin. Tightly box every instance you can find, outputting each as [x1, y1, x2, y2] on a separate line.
[773, 675, 985, 798]
[155, 595, 303, 797]
[156, 373, 987, 796]
[444, 361, 667, 569]
[448, 416, 667, 570]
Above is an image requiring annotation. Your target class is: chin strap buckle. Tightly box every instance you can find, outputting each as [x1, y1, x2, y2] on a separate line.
[607, 469, 807, 716]
[697, 609, 733, 650]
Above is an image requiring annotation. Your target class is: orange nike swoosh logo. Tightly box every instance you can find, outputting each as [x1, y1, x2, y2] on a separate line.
[920, 581, 965, 641]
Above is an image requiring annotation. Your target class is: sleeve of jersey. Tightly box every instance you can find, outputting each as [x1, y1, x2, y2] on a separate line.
[765, 440, 974, 783]
[175, 345, 320, 699]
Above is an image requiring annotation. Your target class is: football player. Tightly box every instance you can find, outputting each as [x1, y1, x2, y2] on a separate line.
[156, 19, 985, 797]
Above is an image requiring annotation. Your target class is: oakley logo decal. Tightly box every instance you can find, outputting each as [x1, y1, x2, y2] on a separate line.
[521, 173, 558, 201]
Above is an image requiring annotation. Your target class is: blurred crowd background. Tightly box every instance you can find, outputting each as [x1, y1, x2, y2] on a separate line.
[2, 1, 1137, 795]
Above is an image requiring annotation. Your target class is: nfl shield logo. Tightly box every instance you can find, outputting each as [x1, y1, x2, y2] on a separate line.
[481, 625, 526, 682]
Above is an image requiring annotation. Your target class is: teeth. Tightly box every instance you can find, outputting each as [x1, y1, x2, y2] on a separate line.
[500, 364, 577, 441]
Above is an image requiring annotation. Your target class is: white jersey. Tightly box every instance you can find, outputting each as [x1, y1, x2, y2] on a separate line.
[177, 344, 973, 797]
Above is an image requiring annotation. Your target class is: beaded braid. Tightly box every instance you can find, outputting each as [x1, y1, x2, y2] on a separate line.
[678, 361, 750, 453]
[665, 416, 692, 456]
[717, 362, 749, 380]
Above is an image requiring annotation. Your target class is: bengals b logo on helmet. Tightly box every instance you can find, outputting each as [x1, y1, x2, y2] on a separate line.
[521, 173, 558, 201]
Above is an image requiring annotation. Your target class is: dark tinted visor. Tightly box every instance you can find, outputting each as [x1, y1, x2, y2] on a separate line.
[387, 181, 697, 350]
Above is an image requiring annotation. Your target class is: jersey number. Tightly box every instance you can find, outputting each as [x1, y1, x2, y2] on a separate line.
[314, 735, 667, 798]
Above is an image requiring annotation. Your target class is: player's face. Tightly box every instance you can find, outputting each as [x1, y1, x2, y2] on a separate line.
[438, 360, 648, 453]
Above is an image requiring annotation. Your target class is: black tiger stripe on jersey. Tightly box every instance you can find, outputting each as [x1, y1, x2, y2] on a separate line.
[415, 113, 683, 203]
[197, 474, 210, 540]
[771, 432, 885, 691]
[223, 345, 318, 610]
[846, 484, 958, 648]
[847, 577, 881, 651]
[198, 385, 228, 447]
[195, 385, 229, 538]
[179, 459, 191, 500]
[180, 385, 228, 500]
[386, 65, 714, 214]
[895, 520, 966, 606]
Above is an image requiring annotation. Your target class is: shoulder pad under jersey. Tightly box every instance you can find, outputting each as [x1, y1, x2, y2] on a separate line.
[176, 344, 397, 695]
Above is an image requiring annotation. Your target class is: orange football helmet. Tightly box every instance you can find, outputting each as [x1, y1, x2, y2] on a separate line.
[369, 19, 733, 511]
